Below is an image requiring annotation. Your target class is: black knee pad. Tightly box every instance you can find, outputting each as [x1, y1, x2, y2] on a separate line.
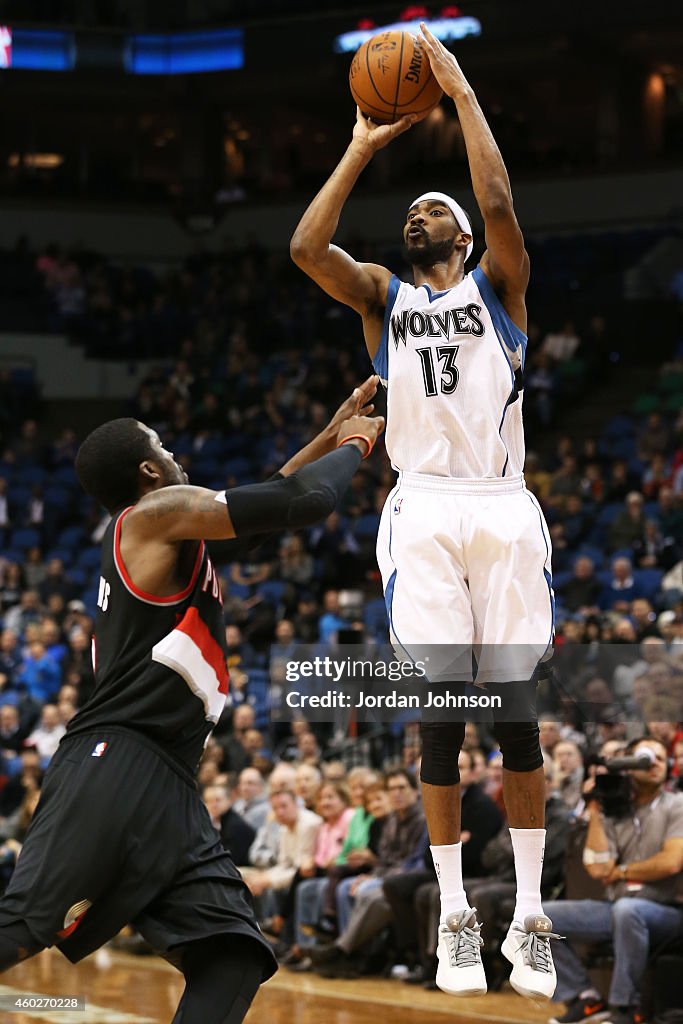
[419, 721, 465, 786]
[493, 719, 543, 773]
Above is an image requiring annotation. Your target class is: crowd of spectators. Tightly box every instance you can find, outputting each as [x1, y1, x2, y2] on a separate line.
[0, 235, 681, 1010]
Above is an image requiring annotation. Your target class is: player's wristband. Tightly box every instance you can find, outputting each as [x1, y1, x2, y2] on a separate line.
[337, 434, 374, 460]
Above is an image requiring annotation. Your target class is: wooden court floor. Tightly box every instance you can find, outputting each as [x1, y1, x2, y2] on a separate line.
[1, 948, 554, 1023]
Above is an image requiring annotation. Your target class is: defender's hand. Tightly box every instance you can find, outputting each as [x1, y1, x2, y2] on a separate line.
[419, 23, 468, 99]
[329, 375, 379, 432]
[352, 107, 415, 155]
[337, 414, 385, 458]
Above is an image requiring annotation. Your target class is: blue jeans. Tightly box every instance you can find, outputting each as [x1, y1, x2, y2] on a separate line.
[295, 877, 328, 949]
[544, 898, 683, 1007]
[336, 875, 384, 934]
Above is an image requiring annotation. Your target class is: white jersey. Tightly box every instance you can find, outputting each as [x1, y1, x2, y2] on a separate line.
[372, 265, 527, 479]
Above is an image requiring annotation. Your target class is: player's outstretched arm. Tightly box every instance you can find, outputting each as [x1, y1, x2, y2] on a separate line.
[290, 109, 413, 314]
[126, 414, 384, 544]
[278, 374, 379, 477]
[419, 24, 529, 308]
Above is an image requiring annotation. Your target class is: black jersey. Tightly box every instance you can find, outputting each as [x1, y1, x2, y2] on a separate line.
[66, 507, 229, 773]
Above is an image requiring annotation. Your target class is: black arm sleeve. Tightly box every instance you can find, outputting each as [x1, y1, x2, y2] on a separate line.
[213, 473, 284, 562]
[225, 445, 362, 538]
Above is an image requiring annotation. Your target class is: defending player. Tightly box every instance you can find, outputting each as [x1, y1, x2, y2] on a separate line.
[0, 379, 383, 1024]
[291, 24, 557, 1001]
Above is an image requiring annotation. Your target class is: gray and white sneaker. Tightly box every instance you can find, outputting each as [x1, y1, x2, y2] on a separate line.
[502, 914, 561, 1000]
[435, 907, 487, 997]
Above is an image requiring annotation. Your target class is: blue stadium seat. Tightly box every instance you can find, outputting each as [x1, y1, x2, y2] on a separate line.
[50, 466, 79, 488]
[76, 547, 102, 571]
[244, 668, 270, 730]
[363, 597, 389, 640]
[57, 526, 85, 550]
[223, 457, 253, 479]
[552, 570, 573, 592]
[190, 460, 222, 487]
[353, 513, 382, 538]
[258, 581, 287, 607]
[13, 466, 47, 487]
[43, 485, 72, 507]
[197, 436, 228, 461]
[634, 569, 663, 601]
[576, 544, 606, 568]
[81, 588, 100, 617]
[7, 485, 31, 508]
[10, 527, 41, 550]
[44, 547, 73, 565]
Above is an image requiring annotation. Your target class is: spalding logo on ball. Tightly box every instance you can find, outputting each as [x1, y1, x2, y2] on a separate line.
[349, 30, 443, 125]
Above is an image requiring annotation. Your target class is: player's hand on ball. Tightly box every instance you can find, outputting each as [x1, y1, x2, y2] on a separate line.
[352, 107, 415, 154]
[418, 22, 467, 98]
[337, 413, 385, 457]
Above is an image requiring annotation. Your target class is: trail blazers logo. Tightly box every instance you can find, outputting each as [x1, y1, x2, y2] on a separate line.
[390, 304, 484, 348]
[57, 898, 92, 940]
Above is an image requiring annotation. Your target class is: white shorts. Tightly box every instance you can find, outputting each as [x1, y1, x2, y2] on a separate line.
[376, 472, 554, 684]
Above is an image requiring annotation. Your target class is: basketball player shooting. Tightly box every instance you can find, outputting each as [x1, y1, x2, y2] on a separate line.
[0, 379, 383, 1024]
[291, 24, 558, 1001]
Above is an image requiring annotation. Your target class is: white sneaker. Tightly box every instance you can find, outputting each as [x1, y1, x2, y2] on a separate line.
[502, 914, 560, 1001]
[435, 907, 487, 997]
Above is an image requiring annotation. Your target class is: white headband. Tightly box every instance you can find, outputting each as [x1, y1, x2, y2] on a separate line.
[409, 191, 474, 262]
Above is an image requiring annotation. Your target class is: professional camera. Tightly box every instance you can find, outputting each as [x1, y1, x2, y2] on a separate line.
[590, 748, 656, 818]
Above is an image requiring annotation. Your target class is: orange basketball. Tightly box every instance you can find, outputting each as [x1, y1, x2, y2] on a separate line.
[349, 30, 443, 125]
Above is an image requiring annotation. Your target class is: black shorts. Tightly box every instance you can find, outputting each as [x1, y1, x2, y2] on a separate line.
[0, 728, 276, 978]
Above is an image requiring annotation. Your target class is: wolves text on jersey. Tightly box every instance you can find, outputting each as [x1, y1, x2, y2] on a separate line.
[390, 304, 484, 349]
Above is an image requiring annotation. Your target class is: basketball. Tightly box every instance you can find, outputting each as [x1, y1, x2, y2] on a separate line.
[349, 30, 443, 125]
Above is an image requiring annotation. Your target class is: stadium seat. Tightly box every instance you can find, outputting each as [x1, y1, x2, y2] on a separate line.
[13, 466, 46, 486]
[244, 668, 271, 730]
[576, 544, 606, 567]
[44, 547, 74, 565]
[10, 527, 41, 550]
[223, 457, 254, 480]
[258, 580, 287, 607]
[551, 570, 573, 592]
[56, 526, 86, 550]
[363, 597, 389, 641]
[353, 513, 382, 538]
[7, 485, 31, 508]
[50, 466, 79, 488]
[43, 485, 72, 507]
[76, 547, 102, 571]
[633, 568, 663, 601]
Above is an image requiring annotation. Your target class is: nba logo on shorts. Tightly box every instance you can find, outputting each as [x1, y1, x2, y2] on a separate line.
[91, 741, 108, 757]
[0, 27, 11, 69]
[393, 498, 404, 515]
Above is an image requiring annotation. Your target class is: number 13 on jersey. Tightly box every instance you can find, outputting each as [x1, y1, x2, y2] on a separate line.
[416, 345, 460, 397]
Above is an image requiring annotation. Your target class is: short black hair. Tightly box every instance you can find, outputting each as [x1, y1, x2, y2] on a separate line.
[386, 768, 418, 790]
[75, 418, 155, 513]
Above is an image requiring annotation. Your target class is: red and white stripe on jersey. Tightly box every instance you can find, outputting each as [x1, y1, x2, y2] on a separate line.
[113, 507, 204, 606]
[151, 606, 229, 723]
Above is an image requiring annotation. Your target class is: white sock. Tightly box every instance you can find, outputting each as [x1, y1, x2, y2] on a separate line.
[430, 843, 470, 920]
[579, 988, 602, 1001]
[509, 827, 546, 923]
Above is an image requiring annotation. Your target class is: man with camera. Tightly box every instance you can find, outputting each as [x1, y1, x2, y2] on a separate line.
[546, 737, 683, 1024]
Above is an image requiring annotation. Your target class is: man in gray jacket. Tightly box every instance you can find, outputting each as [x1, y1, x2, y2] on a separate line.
[545, 737, 683, 1024]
